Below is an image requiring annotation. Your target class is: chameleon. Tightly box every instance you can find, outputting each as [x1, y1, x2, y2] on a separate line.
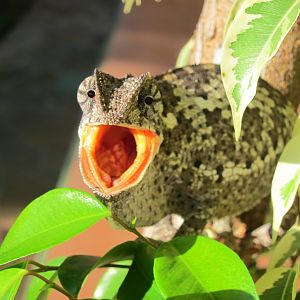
[77, 64, 297, 232]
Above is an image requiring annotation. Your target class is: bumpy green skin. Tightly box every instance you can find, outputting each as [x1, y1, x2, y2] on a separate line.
[78, 64, 297, 232]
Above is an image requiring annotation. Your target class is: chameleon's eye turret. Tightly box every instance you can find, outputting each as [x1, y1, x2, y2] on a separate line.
[87, 90, 95, 98]
[77, 75, 96, 109]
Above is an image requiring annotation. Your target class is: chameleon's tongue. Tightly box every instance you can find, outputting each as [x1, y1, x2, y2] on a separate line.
[79, 125, 160, 196]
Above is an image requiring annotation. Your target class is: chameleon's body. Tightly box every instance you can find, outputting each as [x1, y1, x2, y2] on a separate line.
[77, 64, 296, 231]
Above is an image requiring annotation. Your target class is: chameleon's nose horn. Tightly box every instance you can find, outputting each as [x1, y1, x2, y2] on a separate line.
[79, 124, 161, 197]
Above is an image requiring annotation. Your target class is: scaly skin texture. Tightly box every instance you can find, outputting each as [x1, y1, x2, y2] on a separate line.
[77, 64, 297, 232]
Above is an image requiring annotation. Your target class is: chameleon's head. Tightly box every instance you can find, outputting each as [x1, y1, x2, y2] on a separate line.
[77, 69, 163, 198]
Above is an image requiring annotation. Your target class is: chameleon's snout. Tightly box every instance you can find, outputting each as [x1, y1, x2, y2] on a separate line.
[79, 124, 161, 196]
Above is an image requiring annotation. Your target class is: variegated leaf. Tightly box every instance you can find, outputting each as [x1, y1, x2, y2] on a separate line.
[176, 38, 194, 68]
[268, 226, 300, 270]
[224, 0, 249, 35]
[256, 267, 299, 300]
[221, 0, 300, 140]
[272, 118, 300, 241]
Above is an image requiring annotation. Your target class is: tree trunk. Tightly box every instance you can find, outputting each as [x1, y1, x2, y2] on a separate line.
[190, 0, 233, 65]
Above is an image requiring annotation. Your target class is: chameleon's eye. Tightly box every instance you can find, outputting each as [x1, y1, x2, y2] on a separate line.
[87, 90, 95, 98]
[144, 95, 154, 105]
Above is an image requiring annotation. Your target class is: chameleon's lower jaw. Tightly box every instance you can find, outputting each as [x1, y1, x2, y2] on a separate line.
[79, 124, 161, 196]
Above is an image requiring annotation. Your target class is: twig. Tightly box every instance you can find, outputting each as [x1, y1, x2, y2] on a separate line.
[28, 260, 59, 273]
[28, 260, 47, 269]
[26, 271, 75, 300]
[112, 214, 158, 248]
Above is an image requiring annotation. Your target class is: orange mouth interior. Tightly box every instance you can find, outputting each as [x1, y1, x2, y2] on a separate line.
[80, 125, 160, 196]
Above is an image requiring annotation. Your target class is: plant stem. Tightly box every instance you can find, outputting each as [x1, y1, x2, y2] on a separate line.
[28, 260, 46, 269]
[26, 271, 75, 300]
[33, 266, 59, 273]
[112, 214, 158, 248]
[28, 260, 59, 272]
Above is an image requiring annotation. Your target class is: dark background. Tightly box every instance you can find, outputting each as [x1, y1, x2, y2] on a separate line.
[0, 0, 122, 207]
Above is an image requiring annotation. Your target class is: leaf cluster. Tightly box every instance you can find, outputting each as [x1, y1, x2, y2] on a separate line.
[0, 188, 259, 300]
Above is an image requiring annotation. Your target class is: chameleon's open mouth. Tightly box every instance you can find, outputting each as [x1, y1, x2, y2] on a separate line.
[79, 125, 160, 196]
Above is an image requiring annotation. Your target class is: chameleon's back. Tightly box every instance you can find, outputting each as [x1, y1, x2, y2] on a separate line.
[149, 64, 297, 229]
[78, 64, 297, 231]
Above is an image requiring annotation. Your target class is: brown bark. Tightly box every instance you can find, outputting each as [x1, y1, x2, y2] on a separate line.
[190, 0, 234, 64]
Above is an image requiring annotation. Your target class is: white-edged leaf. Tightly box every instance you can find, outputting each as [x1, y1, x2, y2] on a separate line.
[256, 266, 299, 300]
[175, 38, 194, 68]
[268, 226, 300, 270]
[221, 0, 300, 140]
[224, 0, 249, 35]
[271, 132, 300, 241]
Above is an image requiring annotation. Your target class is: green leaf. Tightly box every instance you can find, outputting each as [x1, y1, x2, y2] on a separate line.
[58, 255, 99, 297]
[0, 188, 111, 265]
[175, 38, 194, 68]
[221, 0, 300, 140]
[117, 242, 165, 300]
[143, 281, 165, 300]
[271, 134, 300, 240]
[269, 226, 300, 270]
[256, 266, 299, 300]
[131, 217, 137, 228]
[154, 236, 258, 300]
[96, 241, 139, 267]
[26, 257, 65, 300]
[93, 261, 131, 299]
[6, 261, 28, 270]
[58, 241, 140, 297]
[0, 268, 27, 300]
